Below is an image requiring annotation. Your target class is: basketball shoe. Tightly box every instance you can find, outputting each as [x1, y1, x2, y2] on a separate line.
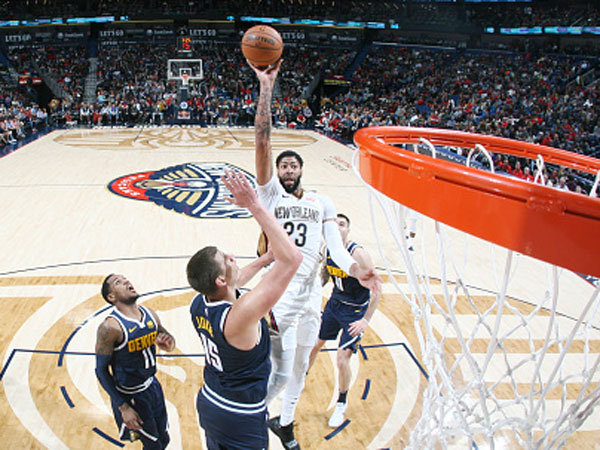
[328, 401, 348, 428]
[268, 416, 300, 449]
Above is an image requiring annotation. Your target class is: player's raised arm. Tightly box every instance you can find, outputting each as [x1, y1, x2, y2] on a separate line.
[249, 61, 282, 185]
[321, 199, 382, 296]
[347, 246, 382, 336]
[237, 249, 274, 287]
[221, 170, 301, 348]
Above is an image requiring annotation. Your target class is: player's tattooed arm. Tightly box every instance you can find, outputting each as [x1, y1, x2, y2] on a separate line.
[255, 87, 272, 139]
[250, 60, 282, 185]
[95, 318, 121, 355]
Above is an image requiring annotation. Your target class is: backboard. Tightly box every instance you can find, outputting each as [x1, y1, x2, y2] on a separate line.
[167, 59, 203, 83]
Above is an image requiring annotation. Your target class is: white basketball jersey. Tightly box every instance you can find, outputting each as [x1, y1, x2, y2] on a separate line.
[258, 175, 335, 279]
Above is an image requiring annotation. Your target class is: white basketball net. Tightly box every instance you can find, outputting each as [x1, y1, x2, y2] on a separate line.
[353, 147, 600, 449]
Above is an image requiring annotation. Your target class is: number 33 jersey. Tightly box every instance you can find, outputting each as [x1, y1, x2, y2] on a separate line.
[190, 292, 271, 410]
[257, 174, 336, 279]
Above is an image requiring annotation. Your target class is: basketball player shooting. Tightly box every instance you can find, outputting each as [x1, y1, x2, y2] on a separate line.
[249, 60, 382, 449]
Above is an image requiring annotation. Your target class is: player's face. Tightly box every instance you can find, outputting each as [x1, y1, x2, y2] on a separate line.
[107, 274, 139, 305]
[277, 157, 302, 194]
[336, 217, 350, 242]
[218, 250, 239, 287]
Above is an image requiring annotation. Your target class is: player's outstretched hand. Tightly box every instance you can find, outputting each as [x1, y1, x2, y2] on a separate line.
[156, 332, 175, 352]
[247, 58, 282, 85]
[353, 267, 382, 298]
[221, 170, 258, 209]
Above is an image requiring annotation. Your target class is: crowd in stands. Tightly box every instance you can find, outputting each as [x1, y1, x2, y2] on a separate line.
[54, 42, 357, 129]
[35, 45, 88, 103]
[315, 46, 598, 193]
[8, 44, 88, 103]
[0, 5, 599, 193]
[319, 47, 599, 155]
[467, 2, 599, 28]
[0, 79, 49, 151]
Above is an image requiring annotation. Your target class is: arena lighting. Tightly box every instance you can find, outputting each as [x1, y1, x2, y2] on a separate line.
[240, 15, 384, 29]
[294, 19, 321, 25]
[66, 16, 129, 24]
[500, 27, 542, 35]
[239, 16, 281, 24]
[0, 15, 130, 27]
[20, 18, 61, 25]
[545, 26, 583, 35]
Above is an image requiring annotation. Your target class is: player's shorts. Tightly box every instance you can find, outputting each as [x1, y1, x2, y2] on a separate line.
[111, 377, 169, 449]
[197, 388, 268, 450]
[318, 298, 369, 352]
[270, 275, 322, 351]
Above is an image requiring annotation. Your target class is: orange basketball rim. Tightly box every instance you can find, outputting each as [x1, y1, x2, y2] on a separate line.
[354, 126, 600, 278]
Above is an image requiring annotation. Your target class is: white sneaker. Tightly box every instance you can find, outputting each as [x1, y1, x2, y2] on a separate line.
[328, 402, 348, 428]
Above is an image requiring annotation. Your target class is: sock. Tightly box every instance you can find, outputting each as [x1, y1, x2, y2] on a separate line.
[337, 391, 347, 404]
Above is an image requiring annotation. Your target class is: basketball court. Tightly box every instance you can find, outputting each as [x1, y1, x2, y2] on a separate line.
[0, 126, 598, 449]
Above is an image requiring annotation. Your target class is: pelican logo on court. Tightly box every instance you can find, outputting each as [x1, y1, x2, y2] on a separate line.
[107, 162, 256, 219]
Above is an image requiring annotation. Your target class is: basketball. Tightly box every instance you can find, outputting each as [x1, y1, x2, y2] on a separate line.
[241, 25, 283, 68]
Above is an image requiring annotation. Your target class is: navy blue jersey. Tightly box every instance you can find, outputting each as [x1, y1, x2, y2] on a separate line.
[190, 292, 271, 410]
[326, 241, 370, 306]
[109, 305, 158, 393]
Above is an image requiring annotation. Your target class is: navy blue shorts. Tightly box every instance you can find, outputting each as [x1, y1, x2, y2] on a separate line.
[318, 298, 368, 351]
[197, 389, 268, 450]
[111, 377, 169, 449]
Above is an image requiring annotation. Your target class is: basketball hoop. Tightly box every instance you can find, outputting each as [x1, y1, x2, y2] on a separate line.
[354, 126, 600, 449]
[355, 126, 600, 277]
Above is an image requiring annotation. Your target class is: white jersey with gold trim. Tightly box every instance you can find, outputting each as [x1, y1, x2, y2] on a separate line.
[257, 175, 335, 280]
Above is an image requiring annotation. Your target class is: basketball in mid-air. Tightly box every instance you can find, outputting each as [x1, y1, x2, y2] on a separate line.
[241, 25, 283, 68]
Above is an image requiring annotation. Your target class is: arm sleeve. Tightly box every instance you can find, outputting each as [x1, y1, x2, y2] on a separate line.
[323, 219, 356, 275]
[95, 354, 125, 407]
